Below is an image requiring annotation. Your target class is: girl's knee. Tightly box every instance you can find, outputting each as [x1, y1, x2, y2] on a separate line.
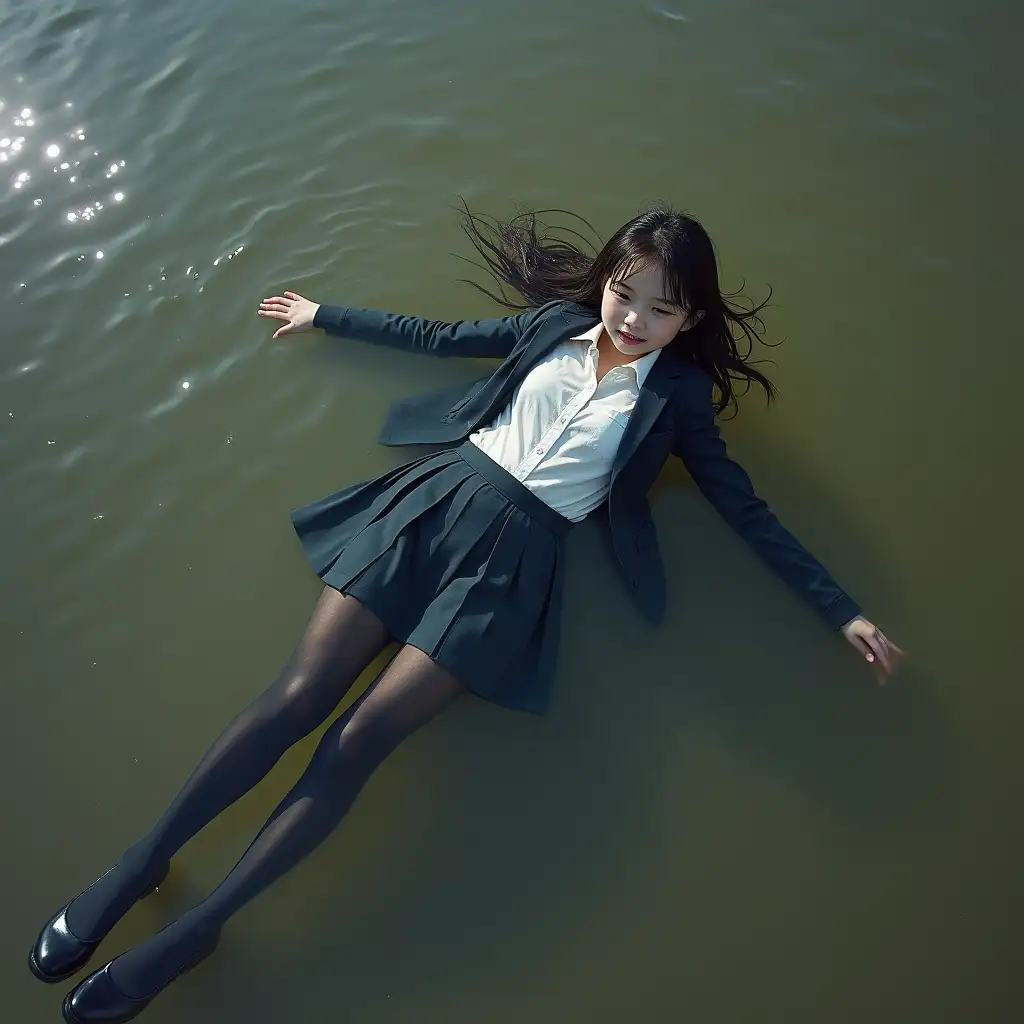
[276, 671, 338, 724]
[252, 663, 346, 738]
[327, 714, 399, 773]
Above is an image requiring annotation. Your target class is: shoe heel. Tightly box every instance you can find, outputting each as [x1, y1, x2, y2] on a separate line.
[139, 863, 170, 900]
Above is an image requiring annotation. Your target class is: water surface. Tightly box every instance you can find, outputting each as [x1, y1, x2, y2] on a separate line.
[2, 1, 1020, 1020]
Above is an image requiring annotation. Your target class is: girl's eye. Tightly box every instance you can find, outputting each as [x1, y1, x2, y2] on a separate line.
[610, 288, 675, 316]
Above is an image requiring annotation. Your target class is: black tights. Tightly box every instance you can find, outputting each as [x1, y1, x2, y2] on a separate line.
[63, 588, 464, 998]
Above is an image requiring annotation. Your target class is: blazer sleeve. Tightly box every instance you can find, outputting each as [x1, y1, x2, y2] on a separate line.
[312, 304, 543, 359]
[672, 375, 861, 630]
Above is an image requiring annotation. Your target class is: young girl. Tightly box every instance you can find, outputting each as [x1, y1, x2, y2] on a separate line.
[33, 204, 901, 1022]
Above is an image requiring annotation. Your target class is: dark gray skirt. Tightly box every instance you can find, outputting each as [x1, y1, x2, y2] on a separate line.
[290, 441, 573, 714]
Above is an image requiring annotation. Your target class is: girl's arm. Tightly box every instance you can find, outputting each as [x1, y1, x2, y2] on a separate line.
[258, 291, 541, 360]
[673, 377, 902, 679]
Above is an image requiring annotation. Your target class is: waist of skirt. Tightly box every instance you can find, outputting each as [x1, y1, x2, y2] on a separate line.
[455, 441, 574, 539]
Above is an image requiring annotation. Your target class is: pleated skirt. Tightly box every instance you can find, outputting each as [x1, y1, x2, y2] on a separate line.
[289, 441, 573, 714]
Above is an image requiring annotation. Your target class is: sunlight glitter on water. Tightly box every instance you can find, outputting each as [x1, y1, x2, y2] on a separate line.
[0, 94, 130, 229]
[3, 87, 246, 312]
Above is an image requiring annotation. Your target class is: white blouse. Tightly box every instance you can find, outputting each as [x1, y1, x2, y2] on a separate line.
[468, 322, 662, 522]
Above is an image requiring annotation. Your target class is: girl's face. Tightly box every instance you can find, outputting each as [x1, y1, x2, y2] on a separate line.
[600, 261, 699, 358]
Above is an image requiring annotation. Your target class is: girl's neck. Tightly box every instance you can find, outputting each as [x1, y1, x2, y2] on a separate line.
[595, 327, 640, 382]
[596, 327, 639, 369]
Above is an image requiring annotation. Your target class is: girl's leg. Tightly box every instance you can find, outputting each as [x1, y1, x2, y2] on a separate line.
[64, 588, 391, 941]
[100, 644, 464, 998]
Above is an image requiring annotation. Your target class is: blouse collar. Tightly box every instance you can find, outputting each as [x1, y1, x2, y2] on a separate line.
[570, 322, 663, 389]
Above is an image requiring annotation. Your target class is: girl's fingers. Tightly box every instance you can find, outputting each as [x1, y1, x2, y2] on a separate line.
[854, 632, 888, 679]
[847, 623, 903, 682]
[284, 291, 302, 300]
[852, 635, 875, 664]
[878, 631, 906, 657]
[866, 632, 890, 671]
[860, 638, 886, 683]
[258, 310, 288, 321]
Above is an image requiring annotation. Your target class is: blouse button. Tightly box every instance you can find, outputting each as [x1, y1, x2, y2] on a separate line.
[535, 447, 543, 454]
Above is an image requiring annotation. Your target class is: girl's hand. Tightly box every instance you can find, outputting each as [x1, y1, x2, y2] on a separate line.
[841, 616, 904, 683]
[258, 291, 321, 339]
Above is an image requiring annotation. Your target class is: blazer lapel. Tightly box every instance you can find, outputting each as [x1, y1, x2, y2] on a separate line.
[610, 350, 683, 480]
[476, 303, 596, 419]
[484, 303, 685, 478]
[520, 302, 597, 367]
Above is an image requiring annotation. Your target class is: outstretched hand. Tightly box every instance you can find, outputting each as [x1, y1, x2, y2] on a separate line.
[258, 291, 321, 339]
[841, 616, 904, 683]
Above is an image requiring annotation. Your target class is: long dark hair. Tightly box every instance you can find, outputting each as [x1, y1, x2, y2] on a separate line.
[452, 200, 778, 416]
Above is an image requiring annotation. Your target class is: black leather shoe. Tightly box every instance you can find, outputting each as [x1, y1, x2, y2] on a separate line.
[28, 863, 170, 984]
[62, 929, 220, 1024]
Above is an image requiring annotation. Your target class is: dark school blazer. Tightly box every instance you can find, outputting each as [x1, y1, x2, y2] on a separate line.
[313, 299, 861, 630]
